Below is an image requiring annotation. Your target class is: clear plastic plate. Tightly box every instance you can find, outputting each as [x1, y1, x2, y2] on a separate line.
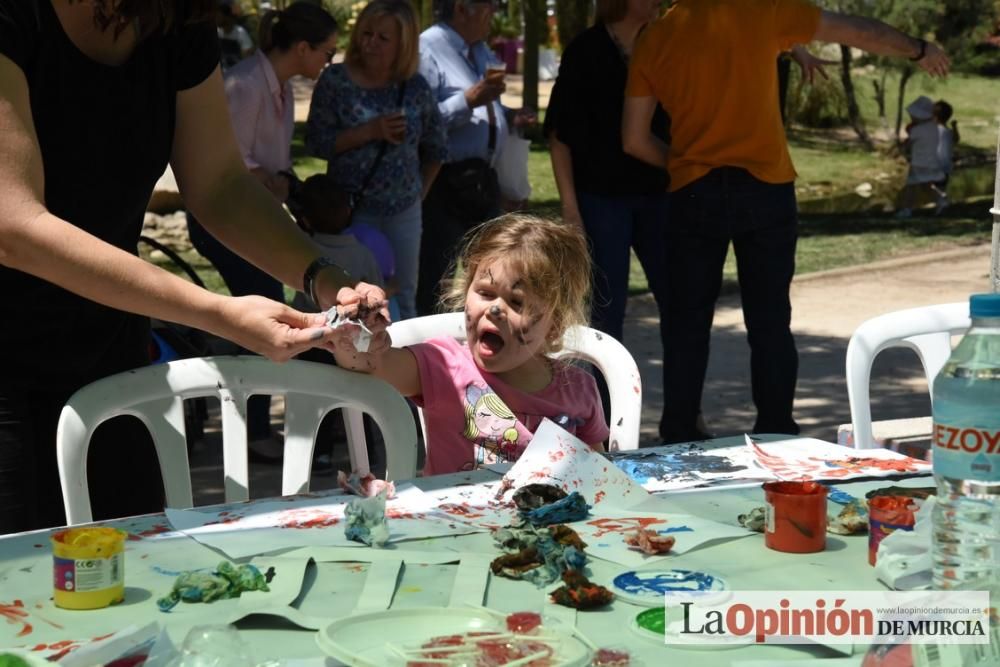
[316, 606, 593, 666]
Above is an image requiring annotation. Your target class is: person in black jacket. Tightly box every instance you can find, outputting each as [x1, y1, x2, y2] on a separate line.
[544, 0, 673, 435]
[0, 0, 385, 533]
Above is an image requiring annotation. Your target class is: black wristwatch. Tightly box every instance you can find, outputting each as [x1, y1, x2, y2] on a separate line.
[303, 256, 351, 307]
[910, 38, 927, 62]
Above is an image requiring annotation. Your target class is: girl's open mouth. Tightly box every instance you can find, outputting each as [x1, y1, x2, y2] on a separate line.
[480, 331, 506, 354]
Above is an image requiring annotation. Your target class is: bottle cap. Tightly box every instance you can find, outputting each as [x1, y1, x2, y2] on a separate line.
[970, 293, 1000, 318]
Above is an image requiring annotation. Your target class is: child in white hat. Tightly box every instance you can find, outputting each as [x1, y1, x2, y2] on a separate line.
[896, 95, 953, 217]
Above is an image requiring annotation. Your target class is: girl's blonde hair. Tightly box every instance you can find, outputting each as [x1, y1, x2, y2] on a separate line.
[444, 214, 592, 354]
[345, 0, 421, 82]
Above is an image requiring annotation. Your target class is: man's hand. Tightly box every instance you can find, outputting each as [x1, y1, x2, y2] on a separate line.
[465, 77, 505, 108]
[916, 41, 949, 78]
[513, 108, 537, 128]
[789, 45, 838, 85]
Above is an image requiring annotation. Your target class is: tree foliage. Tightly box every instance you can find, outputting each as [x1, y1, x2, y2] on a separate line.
[554, 0, 590, 49]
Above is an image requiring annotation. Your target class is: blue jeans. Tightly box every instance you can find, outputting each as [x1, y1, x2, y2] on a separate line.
[577, 191, 670, 424]
[661, 168, 800, 442]
[187, 213, 283, 439]
[576, 191, 669, 342]
[352, 201, 422, 320]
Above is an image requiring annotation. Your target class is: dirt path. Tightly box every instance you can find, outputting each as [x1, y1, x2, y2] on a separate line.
[624, 242, 994, 443]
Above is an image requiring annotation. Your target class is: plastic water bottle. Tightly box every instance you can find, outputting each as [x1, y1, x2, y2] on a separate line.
[931, 293, 1000, 591]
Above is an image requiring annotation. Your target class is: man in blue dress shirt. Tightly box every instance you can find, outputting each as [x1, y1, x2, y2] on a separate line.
[416, 0, 521, 315]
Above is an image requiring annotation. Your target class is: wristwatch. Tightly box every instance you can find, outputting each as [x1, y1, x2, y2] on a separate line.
[303, 257, 352, 307]
[910, 38, 927, 62]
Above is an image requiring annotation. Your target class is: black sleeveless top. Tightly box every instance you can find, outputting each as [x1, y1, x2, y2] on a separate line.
[0, 1, 218, 392]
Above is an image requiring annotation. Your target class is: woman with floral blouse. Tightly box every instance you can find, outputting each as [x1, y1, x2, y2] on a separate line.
[307, 0, 447, 320]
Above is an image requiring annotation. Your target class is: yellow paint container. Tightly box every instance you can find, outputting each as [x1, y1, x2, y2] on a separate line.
[51, 527, 126, 610]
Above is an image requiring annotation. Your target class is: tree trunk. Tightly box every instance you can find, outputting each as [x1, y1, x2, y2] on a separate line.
[522, 0, 541, 111]
[894, 67, 914, 145]
[872, 71, 887, 120]
[839, 45, 875, 150]
[555, 0, 589, 50]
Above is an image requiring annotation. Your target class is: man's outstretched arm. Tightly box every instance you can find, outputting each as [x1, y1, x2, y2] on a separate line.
[813, 11, 949, 77]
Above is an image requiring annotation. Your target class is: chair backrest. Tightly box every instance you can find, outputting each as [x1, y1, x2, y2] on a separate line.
[845, 302, 969, 449]
[56, 356, 418, 525]
[382, 312, 643, 452]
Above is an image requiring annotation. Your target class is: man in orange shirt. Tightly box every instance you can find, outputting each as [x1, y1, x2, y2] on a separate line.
[622, 0, 948, 443]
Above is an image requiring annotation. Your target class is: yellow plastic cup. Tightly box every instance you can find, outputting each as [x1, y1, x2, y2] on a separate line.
[51, 527, 126, 610]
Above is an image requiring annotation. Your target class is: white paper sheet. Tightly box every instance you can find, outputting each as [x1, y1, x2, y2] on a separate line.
[165, 485, 482, 559]
[614, 436, 932, 493]
[570, 507, 750, 568]
[498, 419, 649, 509]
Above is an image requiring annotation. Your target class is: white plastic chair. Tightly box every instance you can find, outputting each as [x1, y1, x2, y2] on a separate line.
[56, 356, 418, 525]
[845, 302, 969, 449]
[353, 312, 643, 457]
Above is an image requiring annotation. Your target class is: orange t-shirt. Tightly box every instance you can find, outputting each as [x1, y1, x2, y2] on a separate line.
[627, 0, 822, 191]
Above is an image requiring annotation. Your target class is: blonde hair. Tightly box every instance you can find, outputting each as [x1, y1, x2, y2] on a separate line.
[345, 0, 421, 82]
[463, 392, 518, 441]
[595, 0, 628, 24]
[444, 214, 592, 355]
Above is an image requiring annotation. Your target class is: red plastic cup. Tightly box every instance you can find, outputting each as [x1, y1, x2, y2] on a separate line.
[867, 495, 918, 566]
[762, 481, 828, 553]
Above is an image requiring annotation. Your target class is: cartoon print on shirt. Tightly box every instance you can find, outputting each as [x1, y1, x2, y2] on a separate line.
[462, 384, 520, 466]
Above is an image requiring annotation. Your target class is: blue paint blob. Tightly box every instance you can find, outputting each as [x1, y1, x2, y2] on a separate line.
[659, 526, 694, 534]
[613, 569, 724, 600]
[824, 485, 856, 505]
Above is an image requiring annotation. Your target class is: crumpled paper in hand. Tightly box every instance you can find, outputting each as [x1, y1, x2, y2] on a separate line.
[325, 306, 373, 353]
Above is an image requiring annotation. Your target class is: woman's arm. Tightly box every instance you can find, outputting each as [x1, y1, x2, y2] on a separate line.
[225, 76, 289, 201]
[172, 65, 365, 310]
[0, 56, 333, 361]
[306, 69, 405, 157]
[333, 114, 407, 154]
[548, 133, 582, 228]
[622, 95, 669, 168]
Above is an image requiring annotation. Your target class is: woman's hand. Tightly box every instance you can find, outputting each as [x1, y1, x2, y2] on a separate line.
[213, 295, 337, 362]
[367, 112, 407, 144]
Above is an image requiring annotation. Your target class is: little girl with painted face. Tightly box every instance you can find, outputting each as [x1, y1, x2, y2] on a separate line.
[333, 214, 609, 475]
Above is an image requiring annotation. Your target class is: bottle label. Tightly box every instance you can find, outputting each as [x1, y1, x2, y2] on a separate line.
[932, 422, 1000, 482]
[53, 553, 123, 593]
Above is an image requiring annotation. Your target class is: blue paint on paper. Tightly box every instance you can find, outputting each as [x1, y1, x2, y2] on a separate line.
[659, 526, 694, 534]
[613, 569, 724, 599]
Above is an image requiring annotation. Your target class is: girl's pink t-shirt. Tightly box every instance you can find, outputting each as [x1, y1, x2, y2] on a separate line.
[408, 336, 610, 476]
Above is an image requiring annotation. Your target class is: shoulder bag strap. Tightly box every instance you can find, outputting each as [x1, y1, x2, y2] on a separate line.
[353, 81, 408, 211]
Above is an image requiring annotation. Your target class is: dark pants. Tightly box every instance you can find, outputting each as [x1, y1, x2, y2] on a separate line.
[0, 388, 164, 533]
[661, 168, 800, 443]
[416, 165, 501, 316]
[187, 213, 282, 439]
[577, 191, 670, 422]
